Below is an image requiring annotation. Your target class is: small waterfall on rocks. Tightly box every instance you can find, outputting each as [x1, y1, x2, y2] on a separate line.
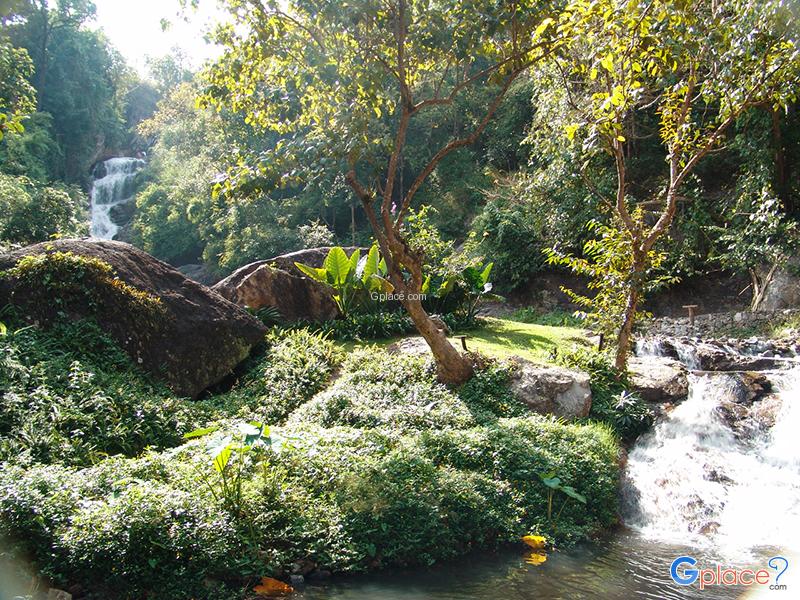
[89, 157, 145, 240]
[623, 360, 800, 558]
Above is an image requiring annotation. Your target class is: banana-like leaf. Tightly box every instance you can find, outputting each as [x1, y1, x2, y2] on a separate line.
[437, 275, 456, 297]
[323, 247, 351, 285]
[421, 274, 431, 294]
[295, 262, 328, 283]
[361, 244, 380, 280]
[560, 485, 587, 504]
[347, 248, 361, 280]
[209, 437, 234, 473]
[480, 262, 494, 285]
[368, 274, 394, 293]
[378, 257, 388, 275]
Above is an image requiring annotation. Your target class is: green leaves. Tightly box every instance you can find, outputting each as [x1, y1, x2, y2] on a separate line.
[296, 245, 393, 315]
[324, 246, 352, 285]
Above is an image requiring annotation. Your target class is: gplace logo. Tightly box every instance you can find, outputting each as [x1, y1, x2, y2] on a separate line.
[670, 555, 789, 591]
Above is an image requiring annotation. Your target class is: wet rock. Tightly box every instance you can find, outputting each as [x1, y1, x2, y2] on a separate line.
[749, 394, 783, 430]
[47, 590, 72, 600]
[698, 521, 720, 535]
[108, 199, 136, 226]
[289, 575, 305, 587]
[0, 239, 266, 398]
[508, 358, 592, 419]
[628, 356, 689, 403]
[291, 559, 317, 576]
[306, 569, 332, 582]
[705, 469, 733, 485]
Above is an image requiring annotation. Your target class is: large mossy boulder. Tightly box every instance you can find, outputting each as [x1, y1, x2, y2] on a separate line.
[211, 246, 362, 322]
[0, 239, 266, 398]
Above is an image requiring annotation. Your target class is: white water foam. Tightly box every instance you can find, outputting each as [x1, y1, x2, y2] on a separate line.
[90, 157, 145, 239]
[623, 369, 800, 558]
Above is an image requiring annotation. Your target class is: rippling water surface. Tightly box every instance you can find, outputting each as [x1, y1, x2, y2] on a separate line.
[297, 530, 766, 600]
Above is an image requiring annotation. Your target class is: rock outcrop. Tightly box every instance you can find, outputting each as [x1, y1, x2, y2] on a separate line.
[760, 258, 800, 311]
[628, 356, 689, 403]
[214, 263, 339, 322]
[0, 239, 266, 398]
[211, 247, 362, 322]
[508, 359, 592, 419]
[636, 335, 799, 372]
[709, 372, 781, 439]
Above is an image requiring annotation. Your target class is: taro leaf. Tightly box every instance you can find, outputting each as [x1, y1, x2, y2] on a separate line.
[480, 262, 494, 285]
[461, 266, 482, 290]
[369, 274, 394, 293]
[361, 244, 380, 280]
[421, 274, 431, 294]
[183, 425, 219, 439]
[541, 477, 561, 489]
[294, 262, 328, 283]
[209, 437, 234, 472]
[347, 248, 361, 280]
[323, 246, 351, 285]
[560, 485, 587, 504]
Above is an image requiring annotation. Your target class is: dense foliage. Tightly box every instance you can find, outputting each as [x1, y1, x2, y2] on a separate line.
[0, 320, 199, 466]
[0, 173, 87, 245]
[0, 321, 620, 599]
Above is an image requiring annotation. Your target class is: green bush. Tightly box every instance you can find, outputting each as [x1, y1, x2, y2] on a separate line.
[210, 328, 341, 423]
[287, 348, 475, 430]
[0, 458, 243, 600]
[0, 409, 619, 598]
[311, 310, 417, 340]
[556, 347, 653, 441]
[511, 307, 584, 328]
[0, 321, 203, 467]
[289, 350, 532, 431]
[456, 362, 529, 424]
[0, 173, 87, 245]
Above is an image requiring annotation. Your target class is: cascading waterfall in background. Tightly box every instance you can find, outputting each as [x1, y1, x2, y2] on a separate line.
[623, 367, 800, 558]
[89, 157, 145, 240]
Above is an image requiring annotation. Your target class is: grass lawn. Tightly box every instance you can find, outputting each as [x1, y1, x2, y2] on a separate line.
[338, 316, 593, 364]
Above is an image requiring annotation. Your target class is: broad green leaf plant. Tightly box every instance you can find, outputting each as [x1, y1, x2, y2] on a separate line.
[295, 245, 394, 316]
[184, 422, 272, 522]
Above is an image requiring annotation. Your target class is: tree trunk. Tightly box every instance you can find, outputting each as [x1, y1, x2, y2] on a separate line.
[402, 294, 473, 385]
[615, 288, 639, 371]
[750, 263, 779, 311]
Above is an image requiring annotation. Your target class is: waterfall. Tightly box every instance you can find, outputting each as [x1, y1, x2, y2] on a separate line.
[622, 369, 800, 557]
[90, 157, 145, 240]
